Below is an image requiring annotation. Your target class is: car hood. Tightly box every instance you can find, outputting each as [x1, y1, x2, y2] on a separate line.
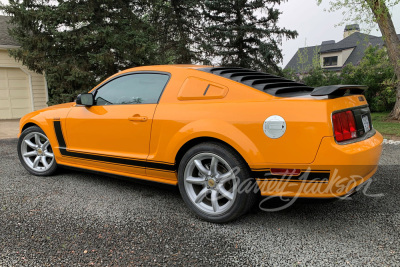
[41, 102, 76, 111]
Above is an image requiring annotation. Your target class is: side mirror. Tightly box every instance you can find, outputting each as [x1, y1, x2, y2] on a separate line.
[76, 93, 94, 106]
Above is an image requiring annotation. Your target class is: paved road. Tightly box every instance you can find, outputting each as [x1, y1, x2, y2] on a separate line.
[0, 120, 19, 139]
[0, 138, 399, 266]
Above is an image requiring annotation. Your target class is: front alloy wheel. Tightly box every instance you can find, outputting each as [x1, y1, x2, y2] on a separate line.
[18, 126, 58, 176]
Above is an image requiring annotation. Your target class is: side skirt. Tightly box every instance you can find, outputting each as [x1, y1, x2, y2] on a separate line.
[59, 163, 178, 187]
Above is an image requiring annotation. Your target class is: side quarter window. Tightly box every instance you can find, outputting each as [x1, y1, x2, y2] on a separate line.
[177, 76, 228, 100]
[94, 73, 169, 105]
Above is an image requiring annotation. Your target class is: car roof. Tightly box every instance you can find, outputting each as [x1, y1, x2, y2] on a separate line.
[123, 64, 214, 71]
[167, 64, 214, 69]
[106, 65, 314, 98]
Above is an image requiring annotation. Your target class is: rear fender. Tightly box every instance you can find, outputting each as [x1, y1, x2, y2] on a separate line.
[165, 119, 263, 166]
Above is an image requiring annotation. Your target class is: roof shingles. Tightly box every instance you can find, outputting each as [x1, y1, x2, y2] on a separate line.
[284, 32, 399, 73]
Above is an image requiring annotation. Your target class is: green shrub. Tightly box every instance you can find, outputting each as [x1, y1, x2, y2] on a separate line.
[284, 45, 397, 112]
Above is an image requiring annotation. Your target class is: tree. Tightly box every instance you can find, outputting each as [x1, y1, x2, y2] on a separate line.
[1, 0, 296, 104]
[144, 0, 203, 64]
[283, 45, 397, 112]
[295, 45, 321, 73]
[341, 46, 397, 111]
[1, 0, 163, 104]
[202, 0, 297, 74]
[317, 0, 400, 119]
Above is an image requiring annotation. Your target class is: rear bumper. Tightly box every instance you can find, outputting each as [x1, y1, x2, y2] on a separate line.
[255, 130, 383, 198]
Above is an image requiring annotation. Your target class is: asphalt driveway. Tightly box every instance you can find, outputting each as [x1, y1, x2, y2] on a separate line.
[0, 138, 399, 266]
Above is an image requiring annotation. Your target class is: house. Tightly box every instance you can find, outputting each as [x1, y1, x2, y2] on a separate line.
[0, 15, 48, 119]
[284, 24, 399, 73]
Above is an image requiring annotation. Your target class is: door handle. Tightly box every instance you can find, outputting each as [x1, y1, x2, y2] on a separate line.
[128, 114, 148, 122]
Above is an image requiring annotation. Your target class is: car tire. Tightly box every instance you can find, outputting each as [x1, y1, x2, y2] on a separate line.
[178, 142, 258, 223]
[17, 126, 58, 176]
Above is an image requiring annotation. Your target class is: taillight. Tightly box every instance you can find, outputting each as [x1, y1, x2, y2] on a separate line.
[332, 110, 357, 142]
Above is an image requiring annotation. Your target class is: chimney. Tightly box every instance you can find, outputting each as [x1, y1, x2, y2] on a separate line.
[344, 24, 360, 38]
[321, 40, 335, 45]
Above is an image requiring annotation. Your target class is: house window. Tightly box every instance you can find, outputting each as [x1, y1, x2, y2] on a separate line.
[323, 56, 338, 66]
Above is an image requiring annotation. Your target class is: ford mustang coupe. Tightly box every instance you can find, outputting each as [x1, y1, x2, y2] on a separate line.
[17, 65, 383, 222]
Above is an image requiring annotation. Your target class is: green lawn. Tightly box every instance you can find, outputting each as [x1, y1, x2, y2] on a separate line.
[371, 112, 400, 139]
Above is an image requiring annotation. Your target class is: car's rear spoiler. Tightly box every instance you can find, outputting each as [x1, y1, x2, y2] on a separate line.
[310, 85, 367, 98]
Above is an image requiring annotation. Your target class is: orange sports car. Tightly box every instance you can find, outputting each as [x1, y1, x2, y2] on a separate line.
[17, 65, 383, 222]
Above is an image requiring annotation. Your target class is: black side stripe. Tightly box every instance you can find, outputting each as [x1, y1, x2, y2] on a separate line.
[203, 84, 210, 95]
[54, 121, 66, 148]
[252, 171, 330, 182]
[53, 121, 175, 172]
[54, 120, 330, 178]
[257, 179, 328, 184]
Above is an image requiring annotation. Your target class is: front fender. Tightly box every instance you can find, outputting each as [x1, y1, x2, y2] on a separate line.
[19, 111, 53, 138]
[19, 102, 75, 142]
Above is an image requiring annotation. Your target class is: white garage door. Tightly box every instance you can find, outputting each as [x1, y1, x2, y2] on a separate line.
[0, 68, 32, 119]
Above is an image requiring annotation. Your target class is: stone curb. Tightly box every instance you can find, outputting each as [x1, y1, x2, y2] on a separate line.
[383, 139, 400, 145]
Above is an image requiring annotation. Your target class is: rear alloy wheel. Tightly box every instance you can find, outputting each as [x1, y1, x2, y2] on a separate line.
[178, 142, 257, 223]
[18, 126, 58, 176]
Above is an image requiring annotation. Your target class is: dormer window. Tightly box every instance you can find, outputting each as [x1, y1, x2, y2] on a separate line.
[323, 56, 338, 66]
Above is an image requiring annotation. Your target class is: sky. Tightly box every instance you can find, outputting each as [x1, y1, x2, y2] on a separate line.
[276, 0, 400, 67]
[1, 0, 399, 68]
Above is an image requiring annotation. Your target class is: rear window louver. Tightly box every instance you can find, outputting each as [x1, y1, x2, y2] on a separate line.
[199, 67, 314, 97]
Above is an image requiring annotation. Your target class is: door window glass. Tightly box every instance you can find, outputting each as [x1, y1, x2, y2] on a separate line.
[94, 73, 169, 105]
